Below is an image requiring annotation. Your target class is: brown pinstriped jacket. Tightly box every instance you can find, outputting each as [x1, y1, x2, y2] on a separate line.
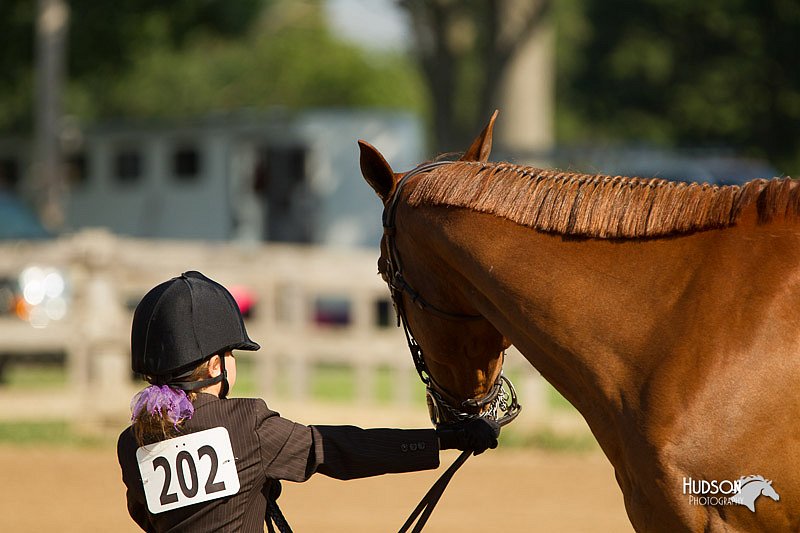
[117, 393, 440, 532]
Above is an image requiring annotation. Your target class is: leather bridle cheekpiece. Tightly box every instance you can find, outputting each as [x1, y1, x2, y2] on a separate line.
[380, 161, 522, 428]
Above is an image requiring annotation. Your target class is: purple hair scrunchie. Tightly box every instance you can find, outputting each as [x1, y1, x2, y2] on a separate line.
[131, 385, 195, 428]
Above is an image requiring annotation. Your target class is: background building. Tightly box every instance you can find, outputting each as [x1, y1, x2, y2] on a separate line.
[0, 109, 423, 247]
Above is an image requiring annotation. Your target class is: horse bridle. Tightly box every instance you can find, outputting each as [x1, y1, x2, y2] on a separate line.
[380, 161, 522, 428]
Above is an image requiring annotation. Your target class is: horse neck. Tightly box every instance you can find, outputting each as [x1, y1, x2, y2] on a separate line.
[405, 207, 643, 414]
[410, 205, 800, 436]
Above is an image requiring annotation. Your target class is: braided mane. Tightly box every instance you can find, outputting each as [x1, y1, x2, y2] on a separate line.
[406, 161, 799, 239]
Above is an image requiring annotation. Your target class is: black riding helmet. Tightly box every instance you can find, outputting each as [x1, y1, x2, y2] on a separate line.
[131, 271, 260, 398]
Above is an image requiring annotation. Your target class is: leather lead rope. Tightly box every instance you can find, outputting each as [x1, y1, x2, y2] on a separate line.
[267, 500, 293, 533]
[398, 450, 471, 533]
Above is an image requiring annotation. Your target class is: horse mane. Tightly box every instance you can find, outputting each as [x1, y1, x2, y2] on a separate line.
[406, 161, 800, 239]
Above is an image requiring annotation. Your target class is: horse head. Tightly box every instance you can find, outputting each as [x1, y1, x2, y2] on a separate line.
[358, 111, 518, 425]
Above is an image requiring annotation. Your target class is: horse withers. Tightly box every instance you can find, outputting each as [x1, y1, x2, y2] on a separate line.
[358, 111, 800, 532]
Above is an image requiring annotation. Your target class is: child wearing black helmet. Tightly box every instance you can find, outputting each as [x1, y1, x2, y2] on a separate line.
[117, 271, 500, 532]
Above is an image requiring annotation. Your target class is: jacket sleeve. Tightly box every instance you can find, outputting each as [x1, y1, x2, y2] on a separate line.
[255, 401, 440, 482]
[311, 425, 440, 480]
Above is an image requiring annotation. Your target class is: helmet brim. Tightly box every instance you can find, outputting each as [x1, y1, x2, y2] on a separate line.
[234, 340, 261, 352]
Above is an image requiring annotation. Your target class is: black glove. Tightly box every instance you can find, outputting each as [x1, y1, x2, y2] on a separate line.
[435, 418, 500, 455]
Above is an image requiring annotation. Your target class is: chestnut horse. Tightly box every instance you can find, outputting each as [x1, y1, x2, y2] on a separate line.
[359, 112, 800, 532]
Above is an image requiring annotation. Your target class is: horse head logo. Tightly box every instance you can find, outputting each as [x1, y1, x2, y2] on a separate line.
[733, 475, 780, 512]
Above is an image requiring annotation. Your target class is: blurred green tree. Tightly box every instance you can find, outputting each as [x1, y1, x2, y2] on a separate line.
[557, 0, 800, 172]
[86, 2, 424, 120]
[0, 0, 266, 131]
[0, 0, 424, 131]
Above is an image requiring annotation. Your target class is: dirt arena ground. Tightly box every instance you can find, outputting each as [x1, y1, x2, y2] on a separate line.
[0, 444, 634, 532]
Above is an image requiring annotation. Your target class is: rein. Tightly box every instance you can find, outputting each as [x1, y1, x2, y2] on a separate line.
[381, 161, 522, 532]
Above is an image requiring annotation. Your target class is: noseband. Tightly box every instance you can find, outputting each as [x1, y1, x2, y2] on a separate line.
[381, 161, 521, 428]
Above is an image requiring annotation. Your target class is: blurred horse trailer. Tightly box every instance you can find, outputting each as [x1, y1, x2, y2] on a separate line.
[2, 109, 424, 247]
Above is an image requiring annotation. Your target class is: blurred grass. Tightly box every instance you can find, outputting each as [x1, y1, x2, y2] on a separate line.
[311, 363, 356, 402]
[235, 357, 427, 406]
[0, 420, 106, 447]
[2, 363, 67, 389]
[4, 358, 574, 412]
[501, 427, 598, 453]
[0, 357, 588, 451]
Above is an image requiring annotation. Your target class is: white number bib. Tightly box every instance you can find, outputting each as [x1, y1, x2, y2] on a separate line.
[136, 427, 240, 514]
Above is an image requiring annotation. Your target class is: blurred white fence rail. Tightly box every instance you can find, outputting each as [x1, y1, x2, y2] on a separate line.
[0, 229, 547, 428]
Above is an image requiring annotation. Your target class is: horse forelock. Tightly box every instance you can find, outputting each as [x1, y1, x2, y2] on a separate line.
[406, 161, 800, 239]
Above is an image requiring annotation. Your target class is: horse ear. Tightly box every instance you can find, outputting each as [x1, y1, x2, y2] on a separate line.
[460, 109, 499, 162]
[358, 140, 397, 202]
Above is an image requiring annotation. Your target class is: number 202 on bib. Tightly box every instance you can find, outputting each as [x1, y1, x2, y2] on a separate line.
[136, 427, 240, 514]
